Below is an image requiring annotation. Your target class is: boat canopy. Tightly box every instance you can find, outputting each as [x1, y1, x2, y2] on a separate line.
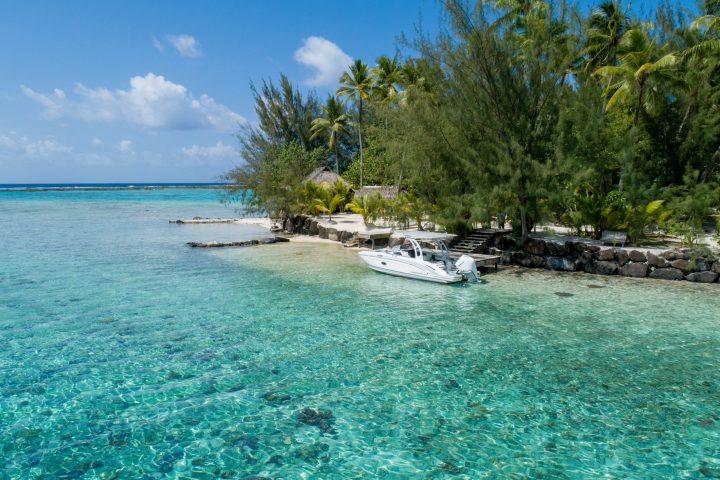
[392, 231, 456, 240]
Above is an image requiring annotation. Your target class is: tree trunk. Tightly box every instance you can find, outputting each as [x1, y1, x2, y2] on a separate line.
[334, 144, 340, 175]
[397, 136, 408, 194]
[699, 144, 720, 184]
[676, 102, 692, 139]
[520, 205, 529, 242]
[358, 99, 364, 188]
[633, 83, 644, 127]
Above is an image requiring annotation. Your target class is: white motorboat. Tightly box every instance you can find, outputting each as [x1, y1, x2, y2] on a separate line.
[358, 231, 479, 284]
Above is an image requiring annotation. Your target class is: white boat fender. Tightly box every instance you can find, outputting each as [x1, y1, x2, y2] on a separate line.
[455, 255, 479, 282]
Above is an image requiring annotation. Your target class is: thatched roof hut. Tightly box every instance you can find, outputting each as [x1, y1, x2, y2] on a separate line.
[304, 166, 351, 187]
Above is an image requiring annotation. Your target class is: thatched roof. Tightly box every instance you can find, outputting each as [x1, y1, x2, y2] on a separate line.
[352, 185, 400, 199]
[304, 166, 350, 187]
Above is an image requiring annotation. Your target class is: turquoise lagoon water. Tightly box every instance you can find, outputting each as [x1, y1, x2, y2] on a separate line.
[1, 188, 719, 479]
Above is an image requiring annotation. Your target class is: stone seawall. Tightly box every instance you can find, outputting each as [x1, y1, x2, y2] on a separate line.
[283, 214, 359, 244]
[492, 236, 719, 283]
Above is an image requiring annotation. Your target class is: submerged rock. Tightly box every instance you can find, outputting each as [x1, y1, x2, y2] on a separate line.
[443, 379, 461, 389]
[554, 292, 574, 297]
[262, 391, 291, 404]
[297, 408, 335, 433]
[293, 442, 329, 459]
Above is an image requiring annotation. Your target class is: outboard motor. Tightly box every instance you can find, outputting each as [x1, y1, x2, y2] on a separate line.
[455, 255, 480, 282]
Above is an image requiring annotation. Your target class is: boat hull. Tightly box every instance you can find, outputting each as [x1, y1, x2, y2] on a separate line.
[358, 251, 464, 284]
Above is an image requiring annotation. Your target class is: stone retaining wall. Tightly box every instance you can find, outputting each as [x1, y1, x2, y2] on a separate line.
[492, 236, 719, 283]
[283, 214, 356, 244]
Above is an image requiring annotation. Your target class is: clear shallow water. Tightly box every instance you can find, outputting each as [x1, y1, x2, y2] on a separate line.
[1, 189, 719, 479]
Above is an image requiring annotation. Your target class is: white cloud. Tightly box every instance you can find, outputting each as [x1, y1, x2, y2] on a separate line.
[0, 131, 72, 157]
[118, 140, 133, 153]
[23, 139, 73, 156]
[166, 34, 202, 58]
[152, 36, 165, 52]
[21, 73, 245, 132]
[91, 137, 103, 145]
[0, 134, 17, 149]
[181, 140, 235, 158]
[294, 36, 352, 86]
[20, 85, 66, 117]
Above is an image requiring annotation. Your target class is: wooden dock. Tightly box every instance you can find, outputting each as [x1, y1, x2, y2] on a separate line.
[449, 251, 502, 271]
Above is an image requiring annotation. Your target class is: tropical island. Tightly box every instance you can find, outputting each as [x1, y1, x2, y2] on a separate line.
[224, 0, 720, 282]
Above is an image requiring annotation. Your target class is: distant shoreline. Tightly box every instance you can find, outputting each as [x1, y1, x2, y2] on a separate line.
[0, 183, 234, 192]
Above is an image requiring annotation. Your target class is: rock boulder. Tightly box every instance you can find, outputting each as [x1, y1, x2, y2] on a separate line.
[649, 267, 684, 281]
[520, 254, 545, 268]
[495, 235, 517, 251]
[620, 262, 648, 278]
[685, 271, 718, 283]
[597, 249, 615, 261]
[308, 220, 319, 236]
[662, 249, 689, 261]
[670, 259, 691, 274]
[595, 260, 619, 275]
[545, 256, 579, 272]
[524, 239, 546, 256]
[628, 250, 647, 262]
[546, 242, 569, 257]
[616, 250, 629, 266]
[647, 252, 669, 268]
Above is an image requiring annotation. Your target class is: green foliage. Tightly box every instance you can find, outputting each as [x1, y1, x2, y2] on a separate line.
[621, 199, 671, 243]
[303, 180, 350, 220]
[225, 142, 326, 220]
[224, 75, 326, 220]
[228, 1, 720, 246]
[310, 96, 351, 174]
[341, 138, 394, 187]
[345, 193, 385, 225]
[337, 59, 374, 187]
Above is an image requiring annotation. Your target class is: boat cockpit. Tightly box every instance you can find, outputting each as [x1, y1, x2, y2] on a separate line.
[389, 238, 456, 270]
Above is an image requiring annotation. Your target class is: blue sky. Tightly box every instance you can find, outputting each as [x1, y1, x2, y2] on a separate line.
[0, 0, 679, 183]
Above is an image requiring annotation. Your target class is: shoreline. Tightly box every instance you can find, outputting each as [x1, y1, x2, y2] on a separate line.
[0, 184, 231, 193]
[178, 212, 719, 284]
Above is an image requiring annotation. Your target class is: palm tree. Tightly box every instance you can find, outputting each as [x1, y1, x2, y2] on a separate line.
[583, 1, 629, 71]
[684, 11, 720, 58]
[310, 96, 350, 175]
[372, 55, 402, 133]
[595, 29, 679, 127]
[583, 1, 630, 110]
[490, 0, 549, 30]
[337, 59, 374, 188]
[312, 185, 345, 222]
[345, 193, 384, 225]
